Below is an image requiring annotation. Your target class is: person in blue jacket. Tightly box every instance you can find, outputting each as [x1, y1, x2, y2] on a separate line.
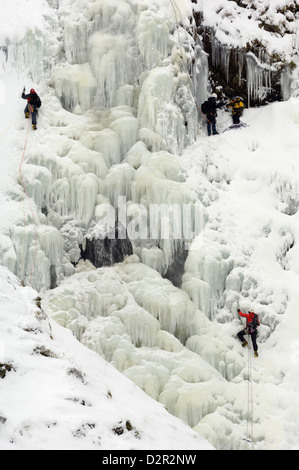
[22, 87, 42, 130]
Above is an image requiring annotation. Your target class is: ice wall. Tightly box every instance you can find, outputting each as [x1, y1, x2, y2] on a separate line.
[0, 1, 59, 84]
[209, 33, 282, 106]
[192, 36, 209, 111]
[0, 0, 208, 291]
[54, 0, 199, 153]
[42, 257, 248, 443]
[182, 230, 233, 320]
[36, 0, 206, 289]
[246, 52, 276, 107]
[196, 0, 297, 106]
[0, 2, 65, 290]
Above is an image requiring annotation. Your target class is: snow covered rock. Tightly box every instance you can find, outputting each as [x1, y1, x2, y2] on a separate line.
[194, 0, 299, 105]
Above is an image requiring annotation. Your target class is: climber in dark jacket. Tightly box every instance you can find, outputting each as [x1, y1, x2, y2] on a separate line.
[237, 309, 260, 356]
[22, 87, 42, 130]
[201, 93, 224, 136]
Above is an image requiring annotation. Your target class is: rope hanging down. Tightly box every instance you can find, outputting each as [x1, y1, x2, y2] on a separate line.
[19, 108, 38, 287]
[246, 334, 255, 450]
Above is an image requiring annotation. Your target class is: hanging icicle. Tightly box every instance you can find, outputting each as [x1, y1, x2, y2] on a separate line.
[211, 36, 231, 84]
[246, 52, 276, 107]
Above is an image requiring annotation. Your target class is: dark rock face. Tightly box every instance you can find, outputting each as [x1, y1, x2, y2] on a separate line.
[163, 242, 188, 288]
[199, 27, 284, 106]
[0, 362, 15, 379]
[50, 264, 57, 289]
[80, 227, 133, 268]
[191, 5, 294, 107]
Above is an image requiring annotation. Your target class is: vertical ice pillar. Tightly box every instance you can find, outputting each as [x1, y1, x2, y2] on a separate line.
[280, 67, 292, 101]
[211, 39, 231, 84]
[192, 37, 209, 109]
[246, 52, 273, 107]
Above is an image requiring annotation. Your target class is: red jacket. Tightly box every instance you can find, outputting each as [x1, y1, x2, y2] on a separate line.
[238, 310, 259, 326]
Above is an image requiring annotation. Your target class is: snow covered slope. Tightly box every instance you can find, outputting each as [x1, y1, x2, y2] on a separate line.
[0, 265, 213, 450]
[182, 99, 299, 449]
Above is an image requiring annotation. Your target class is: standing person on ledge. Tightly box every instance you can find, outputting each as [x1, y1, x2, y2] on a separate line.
[201, 93, 224, 136]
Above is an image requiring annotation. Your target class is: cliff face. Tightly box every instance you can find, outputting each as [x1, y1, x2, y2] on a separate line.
[191, 0, 299, 105]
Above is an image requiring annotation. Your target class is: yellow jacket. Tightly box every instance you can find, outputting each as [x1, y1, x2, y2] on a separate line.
[227, 97, 244, 114]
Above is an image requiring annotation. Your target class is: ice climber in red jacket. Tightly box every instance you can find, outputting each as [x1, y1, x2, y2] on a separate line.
[22, 87, 42, 130]
[237, 308, 260, 357]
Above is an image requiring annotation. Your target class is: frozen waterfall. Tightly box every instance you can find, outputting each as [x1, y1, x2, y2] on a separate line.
[0, 0, 208, 291]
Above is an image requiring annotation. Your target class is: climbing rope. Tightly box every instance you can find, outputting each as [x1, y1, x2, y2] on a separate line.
[246, 333, 255, 450]
[18, 109, 38, 287]
[217, 111, 233, 133]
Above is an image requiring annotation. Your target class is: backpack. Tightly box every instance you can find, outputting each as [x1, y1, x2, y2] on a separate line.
[248, 313, 260, 330]
[201, 101, 208, 115]
[232, 98, 244, 114]
[30, 93, 41, 108]
[35, 95, 42, 108]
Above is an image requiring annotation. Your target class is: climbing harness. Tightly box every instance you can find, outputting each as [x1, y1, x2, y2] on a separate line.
[237, 301, 255, 450]
[199, 108, 212, 124]
[19, 107, 38, 286]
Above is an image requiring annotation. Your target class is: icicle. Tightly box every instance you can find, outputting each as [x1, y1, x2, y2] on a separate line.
[280, 67, 292, 101]
[79, 129, 121, 168]
[54, 63, 97, 113]
[89, 32, 138, 109]
[136, 9, 170, 69]
[246, 52, 274, 106]
[211, 37, 231, 83]
[192, 39, 209, 109]
[18, 164, 52, 211]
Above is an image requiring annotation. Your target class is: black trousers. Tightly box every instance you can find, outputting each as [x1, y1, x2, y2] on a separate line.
[206, 113, 217, 135]
[232, 112, 242, 124]
[238, 329, 258, 352]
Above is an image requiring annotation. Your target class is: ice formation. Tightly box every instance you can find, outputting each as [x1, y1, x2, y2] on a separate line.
[0, 0, 204, 291]
[0, 264, 213, 450]
[246, 52, 276, 106]
[196, 0, 298, 104]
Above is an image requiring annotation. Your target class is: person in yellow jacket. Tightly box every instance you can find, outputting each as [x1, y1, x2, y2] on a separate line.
[226, 96, 244, 125]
